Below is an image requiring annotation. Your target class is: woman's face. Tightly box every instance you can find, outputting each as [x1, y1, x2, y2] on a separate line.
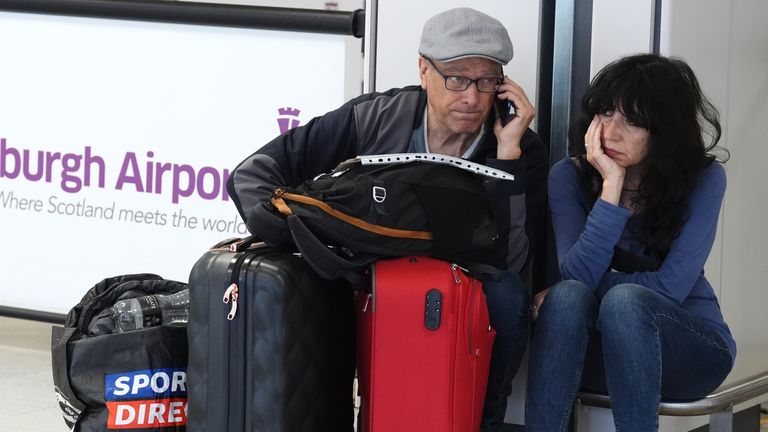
[597, 110, 650, 168]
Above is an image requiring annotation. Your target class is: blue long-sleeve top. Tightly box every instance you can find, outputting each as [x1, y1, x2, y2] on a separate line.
[549, 157, 736, 362]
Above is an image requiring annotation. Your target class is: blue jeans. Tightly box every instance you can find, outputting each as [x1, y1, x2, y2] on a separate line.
[479, 271, 531, 432]
[525, 280, 733, 432]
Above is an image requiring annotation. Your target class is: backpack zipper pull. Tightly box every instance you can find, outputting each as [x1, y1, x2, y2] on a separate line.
[223, 283, 239, 320]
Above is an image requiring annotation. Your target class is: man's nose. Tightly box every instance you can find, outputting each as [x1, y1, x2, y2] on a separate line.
[461, 84, 481, 104]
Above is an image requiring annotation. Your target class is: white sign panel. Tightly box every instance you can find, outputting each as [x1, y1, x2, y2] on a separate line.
[0, 11, 346, 314]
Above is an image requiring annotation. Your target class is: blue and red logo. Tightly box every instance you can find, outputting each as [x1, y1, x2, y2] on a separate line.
[104, 368, 187, 429]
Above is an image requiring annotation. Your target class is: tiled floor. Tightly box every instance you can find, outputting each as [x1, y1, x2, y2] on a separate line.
[0, 316, 65, 431]
[1, 315, 767, 432]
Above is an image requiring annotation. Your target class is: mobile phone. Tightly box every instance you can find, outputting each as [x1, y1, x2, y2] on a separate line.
[495, 97, 516, 127]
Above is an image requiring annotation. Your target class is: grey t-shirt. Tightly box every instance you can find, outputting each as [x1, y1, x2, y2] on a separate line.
[407, 108, 484, 159]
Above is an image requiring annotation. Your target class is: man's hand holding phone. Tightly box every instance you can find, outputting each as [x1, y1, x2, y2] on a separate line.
[494, 76, 536, 160]
[495, 97, 517, 127]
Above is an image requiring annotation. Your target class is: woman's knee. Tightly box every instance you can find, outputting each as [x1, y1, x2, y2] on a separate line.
[533, 280, 598, 338]
[537, 280, 598, 328]
[543, 280, 595, 311]
[598, 283, 660, 328]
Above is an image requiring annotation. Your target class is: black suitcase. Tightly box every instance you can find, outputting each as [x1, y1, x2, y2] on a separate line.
[186, 237, 355, 432]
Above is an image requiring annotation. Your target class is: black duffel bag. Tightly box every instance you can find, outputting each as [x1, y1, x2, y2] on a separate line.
[266, 153, 514, 282]
[52, 274, 188, 432]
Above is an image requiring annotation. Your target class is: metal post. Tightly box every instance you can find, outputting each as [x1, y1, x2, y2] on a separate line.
[362, 0, 377, 93]
[709, 407, 734, 432]
[550, 0, 592, 166]
[572, 398, 582, 432]
[0, 0, 365, 36]
[650, 0, 662, 54]
[550, 0, 575, 166]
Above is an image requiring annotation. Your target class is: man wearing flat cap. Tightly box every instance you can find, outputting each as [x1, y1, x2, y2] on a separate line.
[229, 7, 547, 431]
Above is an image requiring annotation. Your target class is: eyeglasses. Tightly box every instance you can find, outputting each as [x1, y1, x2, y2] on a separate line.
[424, 57, 502, 93]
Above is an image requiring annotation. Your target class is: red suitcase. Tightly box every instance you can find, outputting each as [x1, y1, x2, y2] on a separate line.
[356, 256, 496, 432]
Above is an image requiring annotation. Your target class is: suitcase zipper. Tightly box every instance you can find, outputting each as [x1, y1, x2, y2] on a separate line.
[456, 265, 483, 358]
[223, 250, 258, 432]
[222, 284, 239, 320]
[362, 263, 377, 313]
[221, 251, 253, 320]
[450, 264, 462, 284]
[468, 282, 481, 357]
[448, 264, 485, 357]
[452, 264, 477, 356]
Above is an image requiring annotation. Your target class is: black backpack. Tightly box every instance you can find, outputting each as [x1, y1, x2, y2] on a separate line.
[267, 154, 512, 282]
[51, 274, 189, 431]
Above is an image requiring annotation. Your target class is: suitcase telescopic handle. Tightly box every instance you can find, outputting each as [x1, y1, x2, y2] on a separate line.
[228, 236, 261, 252]
[209, 236, 264, 252]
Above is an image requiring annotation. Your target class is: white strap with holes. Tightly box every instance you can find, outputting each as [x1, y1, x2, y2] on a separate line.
[357, 153, 514, 181]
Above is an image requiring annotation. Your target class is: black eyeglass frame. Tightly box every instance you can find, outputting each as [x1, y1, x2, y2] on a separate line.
[424, 56, 504, 93]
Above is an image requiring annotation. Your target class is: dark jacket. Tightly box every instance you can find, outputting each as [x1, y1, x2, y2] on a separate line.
[228, 85, 549, 273]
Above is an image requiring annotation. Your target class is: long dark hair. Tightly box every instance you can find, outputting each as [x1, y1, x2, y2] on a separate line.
[570, 54, 728, 259]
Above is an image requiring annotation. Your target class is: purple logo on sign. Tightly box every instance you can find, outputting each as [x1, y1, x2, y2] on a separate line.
[277, 107, 301, 134]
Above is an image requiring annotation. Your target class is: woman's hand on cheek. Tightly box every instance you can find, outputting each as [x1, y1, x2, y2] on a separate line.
[585, 116, 624, 205]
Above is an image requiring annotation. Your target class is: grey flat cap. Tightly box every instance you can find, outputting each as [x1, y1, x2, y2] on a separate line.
[419, 8, 513, 65]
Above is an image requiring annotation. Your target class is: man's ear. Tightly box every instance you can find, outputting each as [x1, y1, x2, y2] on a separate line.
[418, 57, 429, 90]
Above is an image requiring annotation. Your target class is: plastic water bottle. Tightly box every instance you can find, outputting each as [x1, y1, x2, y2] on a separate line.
[112, 289, 190, 332]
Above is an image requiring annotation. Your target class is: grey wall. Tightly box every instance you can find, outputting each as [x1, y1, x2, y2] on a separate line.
[659, 0, 768, 384]
[188, 0, 365, 101]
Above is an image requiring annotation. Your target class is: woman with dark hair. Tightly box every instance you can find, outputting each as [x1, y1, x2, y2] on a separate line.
[525, 54, 735, 431]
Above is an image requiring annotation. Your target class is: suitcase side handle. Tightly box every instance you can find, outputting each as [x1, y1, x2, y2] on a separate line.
[424, 289, 443, 330]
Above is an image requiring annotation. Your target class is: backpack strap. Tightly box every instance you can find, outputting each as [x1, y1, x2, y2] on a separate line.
[273, 190, 432, 240]
[285, 214, 373, 285]
[51, 326, 86, 429]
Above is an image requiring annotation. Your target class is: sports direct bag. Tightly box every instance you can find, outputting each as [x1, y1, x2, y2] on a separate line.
[52, 274, 189, 432]
[269, 153, 513, 281]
